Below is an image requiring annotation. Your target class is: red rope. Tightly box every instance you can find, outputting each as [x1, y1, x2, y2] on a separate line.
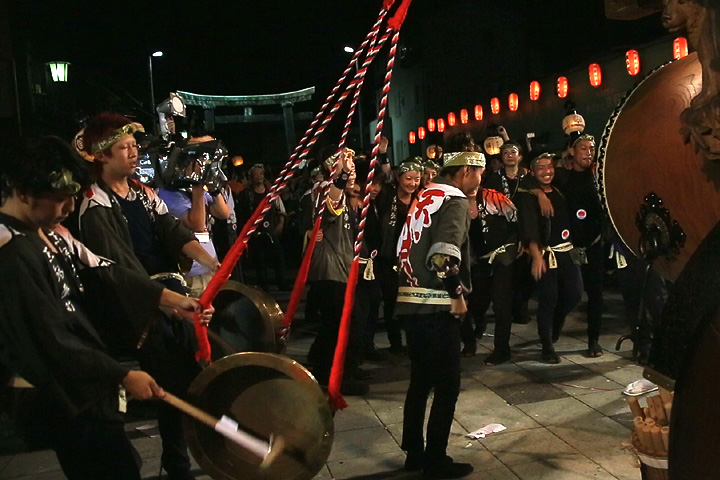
[388, 0, 413, 31]
[327, 28, 404, 410]
[190, 6, 391, 364]
[327, 258, 359, 410]
[281, 215, 322, 327]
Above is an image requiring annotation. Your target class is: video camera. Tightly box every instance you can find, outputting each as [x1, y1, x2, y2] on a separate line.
[133, 93, 228, 192]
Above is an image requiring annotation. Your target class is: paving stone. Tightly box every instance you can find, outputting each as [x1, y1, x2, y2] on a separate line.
[465, 465, 521, 479]
[480, 428, 578, 466]
[334, 400, 384, 432]
[600, 366, 646, 387]
[0, 450, 62, 478]
[329, 426, 402, 462]
[327, 451, 407, 478]
[589, 452, 642, 480]
[509, 453, 618, 479]
[517, 396, 603, 427]
[0, 470, 67, 480]
[490, 381, 570, 406]
[547, 416, 632, 457]
[577, 390, 632, 418]
[469, 362, 539, 388]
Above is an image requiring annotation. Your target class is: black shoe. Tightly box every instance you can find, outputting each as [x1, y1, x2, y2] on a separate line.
[513, 315, 532, 325]
[423, 456, 473, 479]
[352, 366, 374, 381]
[340, 379, 369, 396]
[461, 346, 476, 357]
[389, 344, 407, 356]
[404, 451, 423, 472]
[588, 340, 603, 358]
[365, 346, 389, 362]
[484, 350, 511, 366]
[541, 347, 561, 364]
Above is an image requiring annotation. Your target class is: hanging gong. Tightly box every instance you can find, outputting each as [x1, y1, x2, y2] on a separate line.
[184, 352, 334, 480]
[598, 52, 720, 282]
[210, 281, 286, 360]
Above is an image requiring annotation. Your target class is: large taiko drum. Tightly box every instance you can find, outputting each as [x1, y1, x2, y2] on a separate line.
[598, 52, 720, 282]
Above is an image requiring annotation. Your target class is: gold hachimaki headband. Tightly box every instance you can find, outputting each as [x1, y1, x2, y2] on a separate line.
[397, 161, 423, 176]
[442, 151, 486, 169]
[48, 168, 82, 195]
[91, 123, 144, 154]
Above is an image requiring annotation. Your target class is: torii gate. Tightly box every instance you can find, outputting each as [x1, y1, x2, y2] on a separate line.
[177, 86, 315, 156]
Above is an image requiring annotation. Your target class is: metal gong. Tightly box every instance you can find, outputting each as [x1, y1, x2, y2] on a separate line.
[598, 52, 720, 282]
[184, 352, 334, 480]
[210, 281, 285, 360]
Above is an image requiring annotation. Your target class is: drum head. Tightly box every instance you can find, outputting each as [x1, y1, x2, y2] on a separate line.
[599, 52, 720, 281]
[184, 353, 334, 480]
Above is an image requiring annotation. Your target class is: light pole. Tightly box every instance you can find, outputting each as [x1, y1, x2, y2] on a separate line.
[148, 50, 163, 114]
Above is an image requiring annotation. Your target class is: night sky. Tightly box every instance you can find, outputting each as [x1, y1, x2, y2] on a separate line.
[12, 1, 667, 108]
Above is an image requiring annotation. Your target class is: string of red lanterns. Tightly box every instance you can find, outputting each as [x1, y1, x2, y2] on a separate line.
[411, 38, 687, 142]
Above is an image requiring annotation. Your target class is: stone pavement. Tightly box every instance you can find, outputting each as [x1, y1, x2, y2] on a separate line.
[0, 287, 649, 479]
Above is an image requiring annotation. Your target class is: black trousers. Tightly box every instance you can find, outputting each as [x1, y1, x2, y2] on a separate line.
[400, 311, 461, 466]
[307, 280, 364, 380]
[246, 233, 286, 290]
[581, 241, 605, 342]
[376, 260, 404, 348]
[462, 261, 515, 353]
[17, 392, 141, 480]
[512, 255, 535, 321]
[137, 315, 202, 477]
[354, 277, 382, 354]
[536, 254, 584, 346]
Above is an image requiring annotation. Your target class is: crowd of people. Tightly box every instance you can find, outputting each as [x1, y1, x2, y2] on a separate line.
[0, 108, 666, 479]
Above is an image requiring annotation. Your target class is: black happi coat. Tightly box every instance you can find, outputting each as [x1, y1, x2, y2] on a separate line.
[0, 213, 164, 416]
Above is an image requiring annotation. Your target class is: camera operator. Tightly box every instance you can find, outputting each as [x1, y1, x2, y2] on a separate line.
[158, 125, 229, 297]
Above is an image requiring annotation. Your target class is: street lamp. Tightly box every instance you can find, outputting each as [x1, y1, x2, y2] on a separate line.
[149, 51, 163, 114]
[47, 61, 70, 82]
[343, 46, 354, 53]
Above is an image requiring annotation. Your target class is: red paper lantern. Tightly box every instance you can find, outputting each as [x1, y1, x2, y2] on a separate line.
[491, 97, 500, 115]
[557, 76, 569, 98]
[448, 112, 456, 127]
[408, 131, 416, 144]
[508, 93, 519, 112]
[530, 81, 541, 101]
[460, 108, 469, 124]
[418, 126, 426, 140]
[474, 104, 483, 121]
[589, 63, 602, 87]
[626, 50, 641, 76]
[427, 118, 435, 132]
[674, 37, 689, 60]
[437, 118, 445, 133]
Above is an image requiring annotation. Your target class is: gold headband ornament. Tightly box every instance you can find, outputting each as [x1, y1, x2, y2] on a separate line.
[442, 151, 486, 169]
[91, 123, 144, 154]
[48, 168, 82, 195]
